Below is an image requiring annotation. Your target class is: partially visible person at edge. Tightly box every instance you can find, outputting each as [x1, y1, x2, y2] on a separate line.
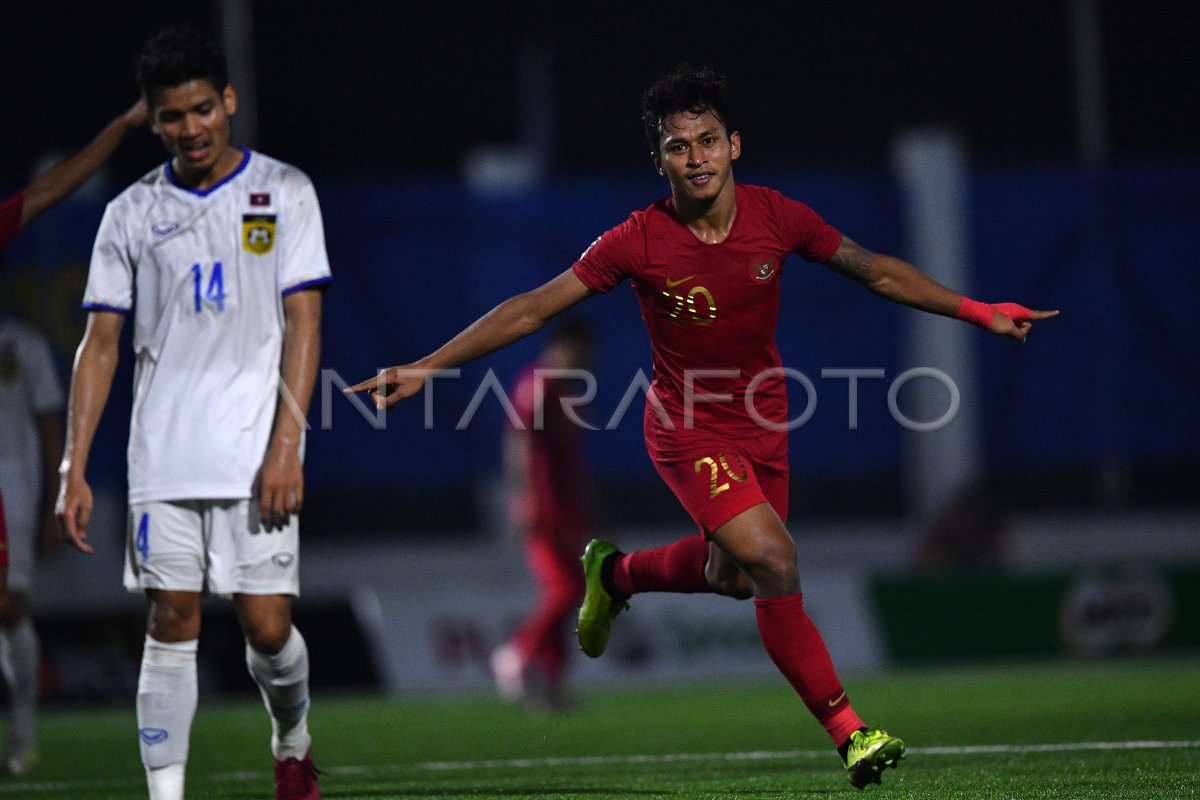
[0, 96, 146, 777]
[919, 482, 1013, 574]
[490, 318, 597, 713]
[0, 99, 147, 251]
[56, 27, 329, 800]
[346, 64, 1057, 790]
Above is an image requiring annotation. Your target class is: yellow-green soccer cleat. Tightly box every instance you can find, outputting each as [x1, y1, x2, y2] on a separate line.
[844, 728, 905, 789]
[575, 539, 629, 658]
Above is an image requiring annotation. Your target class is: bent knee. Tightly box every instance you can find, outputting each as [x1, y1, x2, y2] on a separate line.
[744, 539, 797, 580]
[740, 542, 800, 597]
[706, 564, 754, 600]
[717, 576, 755, 600]
[147, 597, 201, 641]
[243, 619, 293, 655]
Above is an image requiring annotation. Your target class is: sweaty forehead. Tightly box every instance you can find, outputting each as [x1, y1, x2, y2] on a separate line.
[660, 109, 726, 140]
[150, 79, 223, 112]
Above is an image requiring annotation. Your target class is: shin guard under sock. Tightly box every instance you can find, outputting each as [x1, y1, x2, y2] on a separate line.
[246, 625, 312, 760]
[137, 636, 198, 799]
[754, 593, 865, 745]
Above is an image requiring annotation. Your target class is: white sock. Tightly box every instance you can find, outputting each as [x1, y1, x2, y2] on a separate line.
[144, 763, 186, 800]
[246, 626, 312, 760]
[0, 617, 40, 756]
[136, 636, 198, 800]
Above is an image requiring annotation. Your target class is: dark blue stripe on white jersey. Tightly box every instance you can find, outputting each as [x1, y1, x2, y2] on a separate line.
[281, 276, 333, 297]
[81, 302, 130, 314]
[164, 147, 252, 197]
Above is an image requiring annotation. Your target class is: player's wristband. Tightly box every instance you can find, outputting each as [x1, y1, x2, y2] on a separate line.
[954, 296, 996, 329]
[990, 302, 1033, 325]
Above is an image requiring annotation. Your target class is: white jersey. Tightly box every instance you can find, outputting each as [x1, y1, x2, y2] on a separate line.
[0, 315, 65, 522]
[83, 148, 331, 504]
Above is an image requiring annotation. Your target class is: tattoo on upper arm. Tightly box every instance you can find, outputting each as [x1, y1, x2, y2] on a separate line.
[826, 237, 875, 283]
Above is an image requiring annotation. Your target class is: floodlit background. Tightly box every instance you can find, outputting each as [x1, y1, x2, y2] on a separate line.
[1, 0, 1196, 704]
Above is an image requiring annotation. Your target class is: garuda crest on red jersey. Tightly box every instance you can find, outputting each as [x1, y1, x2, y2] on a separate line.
[749, 257, 778, 282]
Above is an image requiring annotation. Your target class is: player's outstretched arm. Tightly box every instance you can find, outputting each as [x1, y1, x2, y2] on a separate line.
[20, 99, 148, 227]
[822, 236, 1059, 342]
[344, 267, 592, 410]
[56, 311, 124, 554]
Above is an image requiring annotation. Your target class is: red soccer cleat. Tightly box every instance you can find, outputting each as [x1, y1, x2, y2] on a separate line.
[274, 750, 322, 800]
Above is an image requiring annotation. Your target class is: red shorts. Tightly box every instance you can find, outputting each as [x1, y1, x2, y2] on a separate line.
[651, 430, 789, 536]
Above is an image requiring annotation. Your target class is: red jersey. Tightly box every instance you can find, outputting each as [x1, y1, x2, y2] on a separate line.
[510, 365, 589, 537]
[571, 183, 841, 458]
[0, 192, 23, 248]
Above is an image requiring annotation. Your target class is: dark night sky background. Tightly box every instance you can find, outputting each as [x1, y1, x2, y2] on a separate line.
[2, 0, 1197, 189]
[3, 1, 1198, 521]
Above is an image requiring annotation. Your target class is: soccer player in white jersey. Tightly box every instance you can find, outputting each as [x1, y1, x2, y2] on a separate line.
[55, 28, 330, 800]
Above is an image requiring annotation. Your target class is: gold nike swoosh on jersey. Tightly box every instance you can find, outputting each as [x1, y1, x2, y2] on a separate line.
[664, 275, 696, 288]
[827, 691, 847, 707]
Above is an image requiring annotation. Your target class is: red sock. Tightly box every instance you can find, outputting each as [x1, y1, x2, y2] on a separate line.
[754, 593, 866, 746]
[611, 536, 711, 597]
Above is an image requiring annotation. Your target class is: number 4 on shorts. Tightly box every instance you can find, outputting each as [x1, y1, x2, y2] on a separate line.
[136, 512, 150, 561]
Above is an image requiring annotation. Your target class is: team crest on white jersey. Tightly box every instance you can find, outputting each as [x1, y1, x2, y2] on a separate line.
[242, 214, 276, 255]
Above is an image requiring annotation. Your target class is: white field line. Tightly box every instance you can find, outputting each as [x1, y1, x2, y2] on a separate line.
[2, 740, 1196, 794]
[415, 739, 1200, 771]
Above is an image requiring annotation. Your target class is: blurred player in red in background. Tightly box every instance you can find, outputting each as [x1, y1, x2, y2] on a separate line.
[0, 96, 146, 777]
[0, 99, 147, 251]
[347, 64, 1057, 789]
[490, 318, 596, 712]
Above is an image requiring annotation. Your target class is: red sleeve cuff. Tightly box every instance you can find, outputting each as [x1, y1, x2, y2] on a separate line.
[0, 192, 24, 248]
[571, 261, 609, 294]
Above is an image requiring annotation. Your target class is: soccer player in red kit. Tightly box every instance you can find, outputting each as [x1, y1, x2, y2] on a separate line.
[490, 319, 595, 711]
[0, 97, 145, 776]
[347, 65, 1057, 788]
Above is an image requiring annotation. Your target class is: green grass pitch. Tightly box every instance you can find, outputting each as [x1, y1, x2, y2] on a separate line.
[8, 658, 1198, 798]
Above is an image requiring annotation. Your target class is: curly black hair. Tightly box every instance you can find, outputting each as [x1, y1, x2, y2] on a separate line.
[136, 27, 229, 103]
[641, 64, 733, 151]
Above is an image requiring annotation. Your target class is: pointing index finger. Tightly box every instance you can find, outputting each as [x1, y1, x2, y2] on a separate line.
[343, 371, 387, 394]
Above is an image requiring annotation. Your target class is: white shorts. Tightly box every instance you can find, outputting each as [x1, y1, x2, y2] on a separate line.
[0, 465, 38, 593]
[123, 499, 301, 598]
